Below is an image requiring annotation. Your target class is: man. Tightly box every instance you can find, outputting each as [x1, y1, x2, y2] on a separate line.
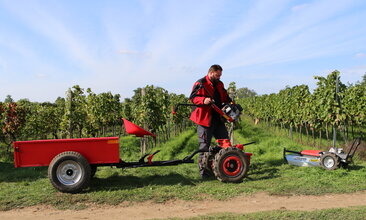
[189, 64, 232, 178]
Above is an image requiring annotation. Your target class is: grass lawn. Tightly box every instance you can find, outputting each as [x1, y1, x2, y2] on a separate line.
[0, 118, 365, 211]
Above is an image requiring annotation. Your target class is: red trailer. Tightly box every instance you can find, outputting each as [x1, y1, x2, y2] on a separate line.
[13, 119, 253, 193]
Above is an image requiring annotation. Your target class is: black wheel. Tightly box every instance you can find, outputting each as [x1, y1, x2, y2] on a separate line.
[90, 165, 97, 178]
[320, 152, 340, 170]
[48, 151, 91, 193]
[212, 147, 249, 183]
[201, 152, 215, 176]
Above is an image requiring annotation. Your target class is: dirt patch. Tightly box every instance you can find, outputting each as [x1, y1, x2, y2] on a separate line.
[1, 191, 366, 220]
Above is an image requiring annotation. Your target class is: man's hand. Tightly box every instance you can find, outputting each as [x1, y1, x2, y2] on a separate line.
[204, 97, 213, 105]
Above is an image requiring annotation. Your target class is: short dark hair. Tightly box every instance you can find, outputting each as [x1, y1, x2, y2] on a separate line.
[208, 64, 223, 73]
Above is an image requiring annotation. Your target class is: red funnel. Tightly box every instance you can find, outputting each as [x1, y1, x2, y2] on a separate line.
[122, 118, 156, 138]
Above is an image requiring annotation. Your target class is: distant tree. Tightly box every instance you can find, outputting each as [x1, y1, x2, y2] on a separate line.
[4, 95, 14, 103]
[227, 82, 237, 100]
[362, 73, 366, 86]
[236, 87, 257, 99]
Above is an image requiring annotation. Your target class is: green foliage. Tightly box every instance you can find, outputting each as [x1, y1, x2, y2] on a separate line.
[343, 82, 366, 127]
[170, 93, 190, 125]
[61, 85, 87, 138]
[239, 71, 366, 143]
[20, 102, 62, 140]
[130, 85, 170, 133]
[85, 89, 121, 137]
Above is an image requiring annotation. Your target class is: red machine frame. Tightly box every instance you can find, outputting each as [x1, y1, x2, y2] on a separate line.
[13, 118, 253, 193]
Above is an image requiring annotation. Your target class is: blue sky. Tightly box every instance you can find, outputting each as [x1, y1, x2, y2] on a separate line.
[0, 0, 365, 102]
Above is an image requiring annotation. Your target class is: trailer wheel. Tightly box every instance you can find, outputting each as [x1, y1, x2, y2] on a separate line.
[48, 151, 91, 193]
[213, 147, 249, 183]
[320, 152, 340, 170]
[201, 152, 215, 176]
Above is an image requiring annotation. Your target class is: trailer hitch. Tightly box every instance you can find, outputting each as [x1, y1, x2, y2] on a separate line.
[139, 150, 161, 164]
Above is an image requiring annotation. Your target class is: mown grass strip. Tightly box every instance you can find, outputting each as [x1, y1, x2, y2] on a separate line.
[168, 206, 366, 220]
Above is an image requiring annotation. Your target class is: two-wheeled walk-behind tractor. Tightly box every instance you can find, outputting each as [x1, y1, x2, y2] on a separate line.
[13, 102, 254, 193]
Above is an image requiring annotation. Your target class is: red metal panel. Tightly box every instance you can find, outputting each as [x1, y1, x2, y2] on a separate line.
[13, 137, 120, 168]
[122, 118, 156, 138]
[301, 150, 322, 157]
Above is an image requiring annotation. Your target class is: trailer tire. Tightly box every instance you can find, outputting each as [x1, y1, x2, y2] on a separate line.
[48, 151, 91, 193]
[320, 152, 340, 170]
[213, 147, 249, 183]
[201, 152, 215, 176]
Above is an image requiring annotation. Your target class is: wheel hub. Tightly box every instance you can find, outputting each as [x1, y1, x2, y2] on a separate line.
[56, 160, 82, 186]
[222, 156, 242, 176]
[66, 169, 74, 176]
[323, 156, 335, 168]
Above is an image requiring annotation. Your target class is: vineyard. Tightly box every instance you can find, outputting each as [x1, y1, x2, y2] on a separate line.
[1, 71, 366, 158]
[1, 73, 366, 218]
[239, 71, 366, 147]
[0, 85, 192, 157]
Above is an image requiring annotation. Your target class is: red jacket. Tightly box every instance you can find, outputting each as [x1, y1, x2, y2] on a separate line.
[189, 75, 231, 127]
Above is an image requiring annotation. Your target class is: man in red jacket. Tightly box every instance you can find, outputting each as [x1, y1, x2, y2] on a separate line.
[189, 64, 232, 178]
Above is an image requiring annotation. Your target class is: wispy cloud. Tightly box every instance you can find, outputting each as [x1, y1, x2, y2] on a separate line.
[342, 65, 366, 78]
[198, 0, 291, 65]
[223, 0, 362, 69]
[355, 53, 365, 58]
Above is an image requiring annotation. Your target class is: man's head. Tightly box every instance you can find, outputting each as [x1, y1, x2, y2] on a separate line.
[207, 64, 223, 83]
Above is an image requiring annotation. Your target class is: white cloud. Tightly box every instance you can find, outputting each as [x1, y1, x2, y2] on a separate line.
[355, 53, 365, 58]
[341, 65, 366, 78]
[291, 4, 309, 12]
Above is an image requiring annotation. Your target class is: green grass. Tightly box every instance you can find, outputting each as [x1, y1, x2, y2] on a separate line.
[168, 206, 366, 220]
[0, 118, 365, 211]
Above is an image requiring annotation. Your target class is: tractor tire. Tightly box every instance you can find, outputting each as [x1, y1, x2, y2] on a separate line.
[48, 151, 91, 193]
[320, 152, 340, 170]
[201, 152, 215, 176]
[212, 147, 249, 183]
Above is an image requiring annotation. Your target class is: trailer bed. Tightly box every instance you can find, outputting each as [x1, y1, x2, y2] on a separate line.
[13, 137, 120, 168]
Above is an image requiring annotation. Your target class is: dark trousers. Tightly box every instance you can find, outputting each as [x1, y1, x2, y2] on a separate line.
[197, 119, 229, 176]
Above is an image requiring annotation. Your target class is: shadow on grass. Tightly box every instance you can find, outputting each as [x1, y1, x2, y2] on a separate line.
[0, 162, 47, 182]
[345, 164, 365, 171]
[248, 161, 282, 181]
[88, 173, 197, 192]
